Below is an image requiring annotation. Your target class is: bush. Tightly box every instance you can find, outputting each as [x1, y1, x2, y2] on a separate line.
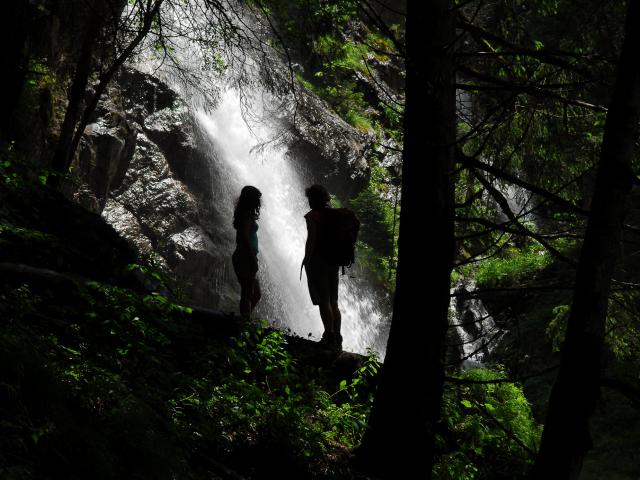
[434, 368, 542, 480]
[473, 245, 552, 289]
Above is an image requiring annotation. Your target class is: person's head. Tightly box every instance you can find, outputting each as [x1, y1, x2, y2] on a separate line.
[233, 185, 262, 229]
[305, 184, 331, 210]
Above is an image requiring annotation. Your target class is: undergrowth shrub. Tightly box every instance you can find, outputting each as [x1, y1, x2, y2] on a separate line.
[0, 272, 381, 479]
[434, 368, 542, 480]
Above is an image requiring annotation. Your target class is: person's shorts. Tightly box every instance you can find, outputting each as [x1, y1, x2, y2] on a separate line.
[305, 259, 339, 305]
[232, 248, 258, 280]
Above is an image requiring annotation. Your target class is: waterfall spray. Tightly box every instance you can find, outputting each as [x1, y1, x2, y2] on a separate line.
[127, 2, 391, 355]
[450, 278, 504, 368]
[195, 90, 389, 355]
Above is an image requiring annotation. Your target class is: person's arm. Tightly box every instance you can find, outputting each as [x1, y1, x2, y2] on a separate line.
[303, 216, 317, 265]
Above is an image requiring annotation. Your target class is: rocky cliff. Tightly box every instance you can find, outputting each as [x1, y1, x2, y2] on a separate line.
[67, 66, 373, 311]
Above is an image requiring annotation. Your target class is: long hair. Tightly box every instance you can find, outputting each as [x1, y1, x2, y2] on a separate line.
[305, 184, 331, 210]
[233, 185, 262, 229]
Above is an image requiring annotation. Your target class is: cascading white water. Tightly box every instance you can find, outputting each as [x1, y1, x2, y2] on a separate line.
[128, 1, 390, 356]
[450, 278, 504, 368]
[195, 90, 388, 356]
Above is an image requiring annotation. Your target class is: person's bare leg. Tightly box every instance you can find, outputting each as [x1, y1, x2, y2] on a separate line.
[318, 301, 336, 348]
[331, 301, 341, 335]
[331, 301, 342, 351]
[319, 302, 335, 334]
[239, 277, 254, 320]
[251, 278, 261, 311]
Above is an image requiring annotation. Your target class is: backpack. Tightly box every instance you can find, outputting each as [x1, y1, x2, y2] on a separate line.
[320, 208, 361, 273]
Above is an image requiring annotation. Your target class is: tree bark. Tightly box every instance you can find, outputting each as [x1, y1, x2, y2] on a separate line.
[63, 0, 163, 181]
[1, 1, 30, 142]
[531, 1, 640, 478]
[50, 0, 161, 185]
[357, 1, 456, 478]
[49, 13, 102, 184]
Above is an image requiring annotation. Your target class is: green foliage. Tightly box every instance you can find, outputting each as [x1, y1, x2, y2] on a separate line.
[470, 244, 553, 289]
[0, 142, 19, 187]
[547, 293, 640, 360]
[171, 321, 379, 475]
[434, 369, 542, 480]
[0, 142, 52, 188]
[545, 304, 569, 352]
[26, 60, 57, 90]
[1, 139, 52, 189]
[344, 109, 374, 132]
[313, 0, 358, 22]
[0, 222, 56, 243]
[306, 75, 374, 132]
[0, 281, 185, 479]
[127, 262, 164, 282]
[350, 163, 399, 291]
[605, 291, 640, 360]
[1, 263, 379, 478]
[260, 0, 359, 25]
[314, 34, 373, 75]
[335, 349, 379, 405]
[263, 0, 402, 136]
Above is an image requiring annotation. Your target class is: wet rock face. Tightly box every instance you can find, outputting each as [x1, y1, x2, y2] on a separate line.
[68, 67, 237, 310]
[282, 90, 371, 201]
[70, 87, 137, 213]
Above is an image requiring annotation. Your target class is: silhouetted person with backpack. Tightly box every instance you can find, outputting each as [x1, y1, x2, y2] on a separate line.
[303, 184, 342, 351]
[232, 185, 262, 320]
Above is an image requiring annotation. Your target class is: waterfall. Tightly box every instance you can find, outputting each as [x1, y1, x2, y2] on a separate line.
[125, 3, 390, 356]
[194, 90, 388, 356]
[450, 278, 504, 368]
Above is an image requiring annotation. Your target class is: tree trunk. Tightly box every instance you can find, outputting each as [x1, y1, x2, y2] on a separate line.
[50, 0, 157, 186]
[49, 13, 101, 184]
[64, 0, 162, 180]
[357, 1, 456, 478]
[1, 1, 30, 142]
[531, 1, 640, 478]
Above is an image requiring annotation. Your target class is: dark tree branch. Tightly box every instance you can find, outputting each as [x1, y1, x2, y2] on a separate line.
[456, 15, 604, 80]
[62, 0, 164, 178]
[457, 65, 608, 112]
[473, 399, 537, 456]
[456, 151, 589, 216]
[472, 169, 577, 266]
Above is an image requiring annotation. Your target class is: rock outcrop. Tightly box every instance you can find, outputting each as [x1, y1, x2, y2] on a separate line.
[280, 89, 371, 201]
[68, 66, 373, 312]
[67, 68, 234, 309]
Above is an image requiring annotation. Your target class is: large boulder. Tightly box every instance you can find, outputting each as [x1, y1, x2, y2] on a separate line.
[67, 67, 235, 309]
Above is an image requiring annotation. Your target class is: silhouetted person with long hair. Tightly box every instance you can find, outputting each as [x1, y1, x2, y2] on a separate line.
[303, 184, 342, 351]
[232, 185, 262, 320]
